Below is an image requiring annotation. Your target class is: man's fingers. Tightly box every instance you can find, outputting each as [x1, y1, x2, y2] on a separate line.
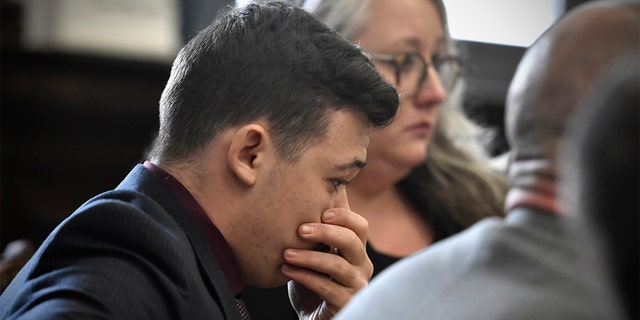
[321, 208, 369, 245]
[281, 262, 354, 311]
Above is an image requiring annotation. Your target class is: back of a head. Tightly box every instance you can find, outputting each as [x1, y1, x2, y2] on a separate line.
[151, 1, 398, 165]
[561, 51, 639, 320]
[505, 1, 639, 186]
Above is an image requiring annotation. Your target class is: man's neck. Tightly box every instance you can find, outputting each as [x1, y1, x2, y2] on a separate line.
[505, 159, 566, 215]
[504, 187, 563, 215]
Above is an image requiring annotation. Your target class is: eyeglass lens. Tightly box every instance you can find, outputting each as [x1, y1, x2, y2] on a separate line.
[388, 53, 460, 97]
[434, 56, 461, 93]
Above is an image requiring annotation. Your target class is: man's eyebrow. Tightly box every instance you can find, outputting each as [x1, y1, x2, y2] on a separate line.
[337, 159, 367, 171]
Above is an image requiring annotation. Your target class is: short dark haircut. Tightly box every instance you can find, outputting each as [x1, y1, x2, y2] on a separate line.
[150, 1, 398, 164]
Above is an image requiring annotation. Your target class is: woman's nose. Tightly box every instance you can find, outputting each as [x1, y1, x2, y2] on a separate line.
[413, 67, 447, 108]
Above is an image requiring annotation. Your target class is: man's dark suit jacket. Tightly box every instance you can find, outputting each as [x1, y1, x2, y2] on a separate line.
[0, 164, 243, 320]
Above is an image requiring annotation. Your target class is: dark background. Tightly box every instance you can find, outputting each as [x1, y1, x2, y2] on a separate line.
[0, 0, 592, 250]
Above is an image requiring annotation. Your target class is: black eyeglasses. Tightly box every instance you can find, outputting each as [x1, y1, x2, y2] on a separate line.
[365, 52, 462, 97]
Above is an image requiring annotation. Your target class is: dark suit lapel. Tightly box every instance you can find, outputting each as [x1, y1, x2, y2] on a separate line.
[117, 164, 241, 320]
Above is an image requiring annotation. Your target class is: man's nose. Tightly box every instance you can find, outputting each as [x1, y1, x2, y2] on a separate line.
[334, 187, 351, 210]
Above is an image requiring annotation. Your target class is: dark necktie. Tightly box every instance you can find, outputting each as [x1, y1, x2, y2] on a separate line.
[235, 298, 251, 320]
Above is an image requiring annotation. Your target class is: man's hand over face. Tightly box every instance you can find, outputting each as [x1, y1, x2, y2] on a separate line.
[282, 208, 373, 320]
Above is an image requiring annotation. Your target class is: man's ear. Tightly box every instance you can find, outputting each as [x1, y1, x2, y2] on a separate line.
[227, 124, 270, 186]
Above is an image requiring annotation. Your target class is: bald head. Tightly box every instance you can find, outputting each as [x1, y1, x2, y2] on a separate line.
[505, 1, 639, 189]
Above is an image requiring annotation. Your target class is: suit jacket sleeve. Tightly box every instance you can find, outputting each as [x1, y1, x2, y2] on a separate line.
[0, 191, 229, 319]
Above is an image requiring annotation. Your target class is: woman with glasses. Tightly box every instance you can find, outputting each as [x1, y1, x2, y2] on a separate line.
[243, 0, 507, 319]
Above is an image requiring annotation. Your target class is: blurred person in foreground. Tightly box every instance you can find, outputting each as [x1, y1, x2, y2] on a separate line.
[332, 1, 639, 319]
[0, 2, 399, 319]
[243, 0, 507, 317]
[560, 51, 639, 320]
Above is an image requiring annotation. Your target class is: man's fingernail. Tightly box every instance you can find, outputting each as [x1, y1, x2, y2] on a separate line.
[300, 225, 314, 235]
[284, 249, 298, 258]
[322, 210, 335, 221]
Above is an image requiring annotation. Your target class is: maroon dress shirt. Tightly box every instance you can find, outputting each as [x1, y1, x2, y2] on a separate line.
[143, 160, 244, 296]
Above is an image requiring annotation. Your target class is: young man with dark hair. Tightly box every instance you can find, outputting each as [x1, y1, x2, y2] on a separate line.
[0, 2, 399, 319]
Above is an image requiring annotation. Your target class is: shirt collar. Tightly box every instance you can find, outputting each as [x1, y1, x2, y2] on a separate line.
[143, 160, 244, 296]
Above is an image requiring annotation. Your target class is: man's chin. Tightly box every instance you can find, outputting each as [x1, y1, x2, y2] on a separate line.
[257, 272, 290, 289]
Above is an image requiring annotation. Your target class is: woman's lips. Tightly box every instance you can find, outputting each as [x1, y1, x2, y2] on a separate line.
[407, 122, 432, 135]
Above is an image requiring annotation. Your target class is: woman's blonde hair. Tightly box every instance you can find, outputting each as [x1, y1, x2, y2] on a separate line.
[309, 0, 507, 231]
